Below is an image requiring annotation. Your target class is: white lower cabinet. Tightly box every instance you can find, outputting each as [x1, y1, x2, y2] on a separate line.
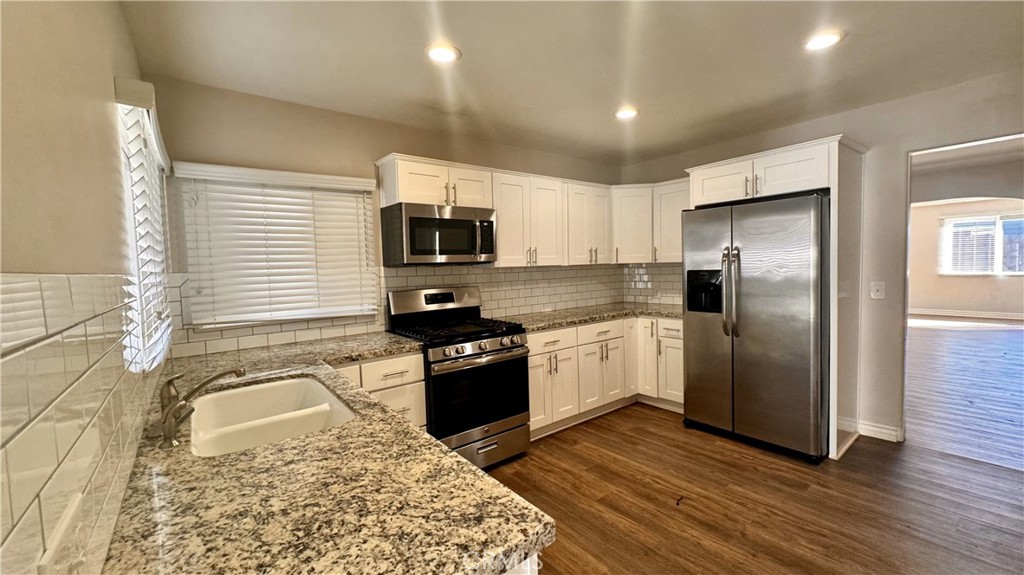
[529, 348, 579, 430]
[335, 356, 427, 428]
[637, 318, 658, 397]
[658, 335, 685, 404]
[371, 382, 427, 427]
[578, 337, 624, 409]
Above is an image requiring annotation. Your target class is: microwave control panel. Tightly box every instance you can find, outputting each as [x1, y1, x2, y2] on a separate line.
[479, 221, 495, 254]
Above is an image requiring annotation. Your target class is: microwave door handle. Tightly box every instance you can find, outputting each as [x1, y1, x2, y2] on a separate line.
[475, 220, 482, 259]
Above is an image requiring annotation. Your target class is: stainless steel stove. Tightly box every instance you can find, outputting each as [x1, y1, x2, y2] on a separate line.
[387, 287, 530, 468]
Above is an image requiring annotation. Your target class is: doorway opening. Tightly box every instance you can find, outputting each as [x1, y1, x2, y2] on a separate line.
[904, 134, 1024, 470]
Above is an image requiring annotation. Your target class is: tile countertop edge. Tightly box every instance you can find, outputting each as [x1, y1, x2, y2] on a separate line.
[102, 363, 555, 575]
[507, 303, 684, 333]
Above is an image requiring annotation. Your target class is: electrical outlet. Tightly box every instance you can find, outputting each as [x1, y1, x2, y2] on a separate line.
[870, 281, 885, 300]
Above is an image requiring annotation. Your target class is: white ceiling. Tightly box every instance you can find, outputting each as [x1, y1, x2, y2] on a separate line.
[122, 2, 1023, 166]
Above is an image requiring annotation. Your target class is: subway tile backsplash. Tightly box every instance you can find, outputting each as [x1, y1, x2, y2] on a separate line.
[168, 262, 685, 358]
[0, 274, 164, 575]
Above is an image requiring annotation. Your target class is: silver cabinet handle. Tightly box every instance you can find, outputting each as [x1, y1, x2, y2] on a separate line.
[650, 322, 654, 338]
[452, 182, 458, 205]
[532, 247, 538, 265]
[396, 407, 411, 415]
[547, 354, 552, 375]
[731, 246, 740, 337]
[553, 352, 559, 373]
[616, 247, 619, 263]
[663, 327, 681, 333]
[588, 247, 593, 264]
[382, 369, 409, 378]
[721, 247, 731, 336]
[526, 248, 531, 265]
[753, 174, 760, 196]
[597, 329, 611, 336]
[543, 339, 560, 346]
[744, 176, 750, 197]
[658, 339, 662, 355]
[445, 182, 451, 205]
[653, 246, 658, 262]
[595, 246, 598, 262]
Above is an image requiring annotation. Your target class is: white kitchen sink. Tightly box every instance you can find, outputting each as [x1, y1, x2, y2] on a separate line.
[190, 377, 356, 457]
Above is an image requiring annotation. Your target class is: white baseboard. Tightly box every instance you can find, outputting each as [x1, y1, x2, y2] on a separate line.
[858, 420, 903, 442]
[636, 395, 684, 414]
[909, 308, 1024, 322]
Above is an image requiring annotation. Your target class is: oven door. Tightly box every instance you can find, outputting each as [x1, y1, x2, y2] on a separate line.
[401, 203, 496, 264]
[427, 346, 530, 447]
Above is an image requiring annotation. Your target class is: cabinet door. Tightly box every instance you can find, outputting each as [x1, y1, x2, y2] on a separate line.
[652, 180, 689, 263]
[752, 143, 829, 198]
[587, 186, 612, 263]
[449, 167, 493, 208]
[577, 342, 604, 411]
[528, 353, 551, 430]
[529, 177, 565, 266]
[395, 160, 450, 205]
[494, 173, 531, 268]
[566, 183, 590, 265]
[691, 160, 752, 207]
[550, 349, 580, 423]
[612, 187, 653, 263]
[638, 319, 659, 396]
[623, 319, 640, 396]
[658, 336, 685, 404]
[602, 338, 625, 404]
[370, 382, 427, 427]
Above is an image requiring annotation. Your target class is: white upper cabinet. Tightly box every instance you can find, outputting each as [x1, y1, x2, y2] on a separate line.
[377, 156, 493, 208]
[652, 179, 690, 264]
[494, 173, 531, 268]
[611, 186, 653, 264]
[752, 142, 829, 198]
[529, 177, 566, 267]
[567, 184, 611, 265]
[688, 139, 836, 207]
[690, 160, 752, 206]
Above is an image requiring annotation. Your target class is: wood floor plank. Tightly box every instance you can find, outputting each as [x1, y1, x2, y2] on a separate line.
[490, 405, 1024, 575]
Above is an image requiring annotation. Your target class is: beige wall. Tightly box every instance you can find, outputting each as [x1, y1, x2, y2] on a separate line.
[620, 70, 1024, 434]
[146, 75, 621, 184]
[909, 198, 1024, 319]
[1, 2, 141, 274]
[911, 159, 1023, 204]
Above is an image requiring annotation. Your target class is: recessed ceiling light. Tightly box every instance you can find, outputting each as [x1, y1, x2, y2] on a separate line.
[426, 44, 461, 64]
[804, 30, 843, 51]
[615, 106, 638, 120]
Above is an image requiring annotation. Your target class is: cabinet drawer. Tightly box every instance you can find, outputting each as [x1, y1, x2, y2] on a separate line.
[361, 354, 424, 392]
[371, 381, 427, 427]
[577, 320, 624, 345]
[529, 327, 577, 352]
[658, 319, 684, 339]
[335, 364, 361, 387]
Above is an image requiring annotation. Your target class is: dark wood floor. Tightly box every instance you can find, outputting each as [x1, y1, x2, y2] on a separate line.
[905, 323, 1024, 470]
[490, 405, 1024, 575]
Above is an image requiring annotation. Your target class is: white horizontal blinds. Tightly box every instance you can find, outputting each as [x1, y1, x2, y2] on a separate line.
[118, 104, 171, 369]
[1000, 216, 1024, 273]
[941, 216, 996, 274]
[184, 179, 377, 326]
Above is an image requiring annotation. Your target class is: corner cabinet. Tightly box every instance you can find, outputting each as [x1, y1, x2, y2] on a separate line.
[377, 155, 493, 208]
[611, 186, 653, 264]
[688, 140, 830, 207]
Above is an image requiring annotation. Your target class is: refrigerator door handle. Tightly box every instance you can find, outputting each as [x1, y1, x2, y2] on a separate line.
[721, 247, 731, 336]
[730, 246, 740, 337]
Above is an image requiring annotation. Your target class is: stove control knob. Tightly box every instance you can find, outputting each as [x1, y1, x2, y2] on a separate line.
[510, 335, 522, 345]
[499, 337, 511, 346]
[479, 341, 490, 351]
[443, 347, 454, 357]
[455, 345, 466, 355]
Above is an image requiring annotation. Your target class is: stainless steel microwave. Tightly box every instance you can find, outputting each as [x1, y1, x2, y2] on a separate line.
[381, 203, 496, 266]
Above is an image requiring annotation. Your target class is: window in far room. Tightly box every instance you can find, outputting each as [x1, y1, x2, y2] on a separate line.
[940, 214, 1024, 275]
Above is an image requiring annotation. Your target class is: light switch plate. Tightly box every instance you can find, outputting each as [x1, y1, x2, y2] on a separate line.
[870, 281, 885, 300]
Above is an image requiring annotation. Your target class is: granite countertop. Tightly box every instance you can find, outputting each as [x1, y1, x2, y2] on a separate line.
[507, 302, 684, 332]
[103, 361, 555, 575]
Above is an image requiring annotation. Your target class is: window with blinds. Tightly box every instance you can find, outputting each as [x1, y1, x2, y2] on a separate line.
[118, 104, 171, 369]
[940, 214, 1024, 275]
[181, 177, 377, 327]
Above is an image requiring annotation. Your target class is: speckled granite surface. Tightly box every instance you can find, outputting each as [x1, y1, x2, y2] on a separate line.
[103, 363, 555, 575]
[507, 302, 684, 332]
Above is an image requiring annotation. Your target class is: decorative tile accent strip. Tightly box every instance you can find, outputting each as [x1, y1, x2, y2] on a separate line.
[0, 274, 165, 575]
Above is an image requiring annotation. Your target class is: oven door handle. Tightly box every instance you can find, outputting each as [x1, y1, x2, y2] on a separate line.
[430, 346, 530, 375]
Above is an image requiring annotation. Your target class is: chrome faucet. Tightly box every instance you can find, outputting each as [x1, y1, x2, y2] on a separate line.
[157, 367, 246, 449]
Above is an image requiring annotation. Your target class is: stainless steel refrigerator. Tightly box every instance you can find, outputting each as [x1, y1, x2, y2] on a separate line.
[682, 192, 829, 458]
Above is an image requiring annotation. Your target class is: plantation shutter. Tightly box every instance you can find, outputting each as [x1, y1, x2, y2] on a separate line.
[182, 178, 377, 327]
[118, 104, 172, 369]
